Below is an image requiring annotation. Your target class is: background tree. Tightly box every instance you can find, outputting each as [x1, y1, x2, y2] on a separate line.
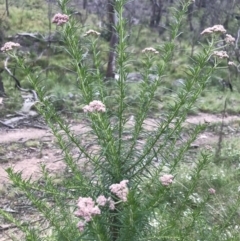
[106, 0, 118, 79]
[5, 0, 9, 17]
[149, 0, 163, 28]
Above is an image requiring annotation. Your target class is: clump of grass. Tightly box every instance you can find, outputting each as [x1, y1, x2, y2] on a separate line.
[0, 2, 48, 34]
[197, 89, 240, 114]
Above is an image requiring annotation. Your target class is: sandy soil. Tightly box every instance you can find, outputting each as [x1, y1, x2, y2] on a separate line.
[0, 112, 239, 184]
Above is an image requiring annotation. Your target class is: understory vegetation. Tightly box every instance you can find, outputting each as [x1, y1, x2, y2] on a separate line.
[0, 0, 240, 241]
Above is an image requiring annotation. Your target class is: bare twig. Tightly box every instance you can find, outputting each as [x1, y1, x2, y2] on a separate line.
[4, 57, 22, 88]
[215, 98, 227, 161]
[4, 57, 38, 101]
[21, 123, 47, 129]
[0, 218, 43, 231]
[235, 28, 240, 50]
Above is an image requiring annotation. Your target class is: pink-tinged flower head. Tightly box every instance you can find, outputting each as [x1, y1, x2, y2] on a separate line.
[225, 34, 235, 44]
[160, 174, 174, 186]
[228, 61, 236, 66]
[52, 13, 69, 26]
[83, 29, 101, 37]
[142, 47, 159, 54]
[109, 180, 129, 202]
[1, 42, 20, 52]
[74, 197, 101, 222]
[213, 51, 229, 59]
[83, 100, 106, 113]
[108, 197, 115, 210]
[96, 195, 116, 209]
[77, 221, 85, 232]
[201, 25, 226, 35]
[208, 188, 216, 194]
[96, 195, 108, 206]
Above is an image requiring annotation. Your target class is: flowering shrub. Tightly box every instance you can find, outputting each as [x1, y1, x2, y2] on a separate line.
[141, 47, 159, 54]
[52, 13, 69, 26]
[1, 41, 20, 52]
[75, 197, 101, 222]
[200, 24, 227, 35]
[159, 174, 174, 186]
[208, 188, 216, 194]
[83, 29, 101, 37]
[83, 100, 106, 113]
[213, 51, 229, 59]
[109, 180, 129, 202]
[225, 34, 235, 45]
[1, 0, 240, 241]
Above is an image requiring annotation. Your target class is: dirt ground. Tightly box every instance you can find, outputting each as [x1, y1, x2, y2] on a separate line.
[1, 112, 240, 184]
[0, 112, 240, 240]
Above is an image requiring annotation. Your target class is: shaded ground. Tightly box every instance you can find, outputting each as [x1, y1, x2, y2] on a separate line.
[0, 122, 88, 183]
[0, 112, 240, 240]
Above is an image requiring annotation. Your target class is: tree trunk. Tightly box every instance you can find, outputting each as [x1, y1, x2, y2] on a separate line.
[0, 74, 5, 97]
[83, 0, 87, 9]
[106, 0, 118, 79]
[150, 0, 163, 27]
[5, 0, 9, 17]
[187, 3, 194, 31]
